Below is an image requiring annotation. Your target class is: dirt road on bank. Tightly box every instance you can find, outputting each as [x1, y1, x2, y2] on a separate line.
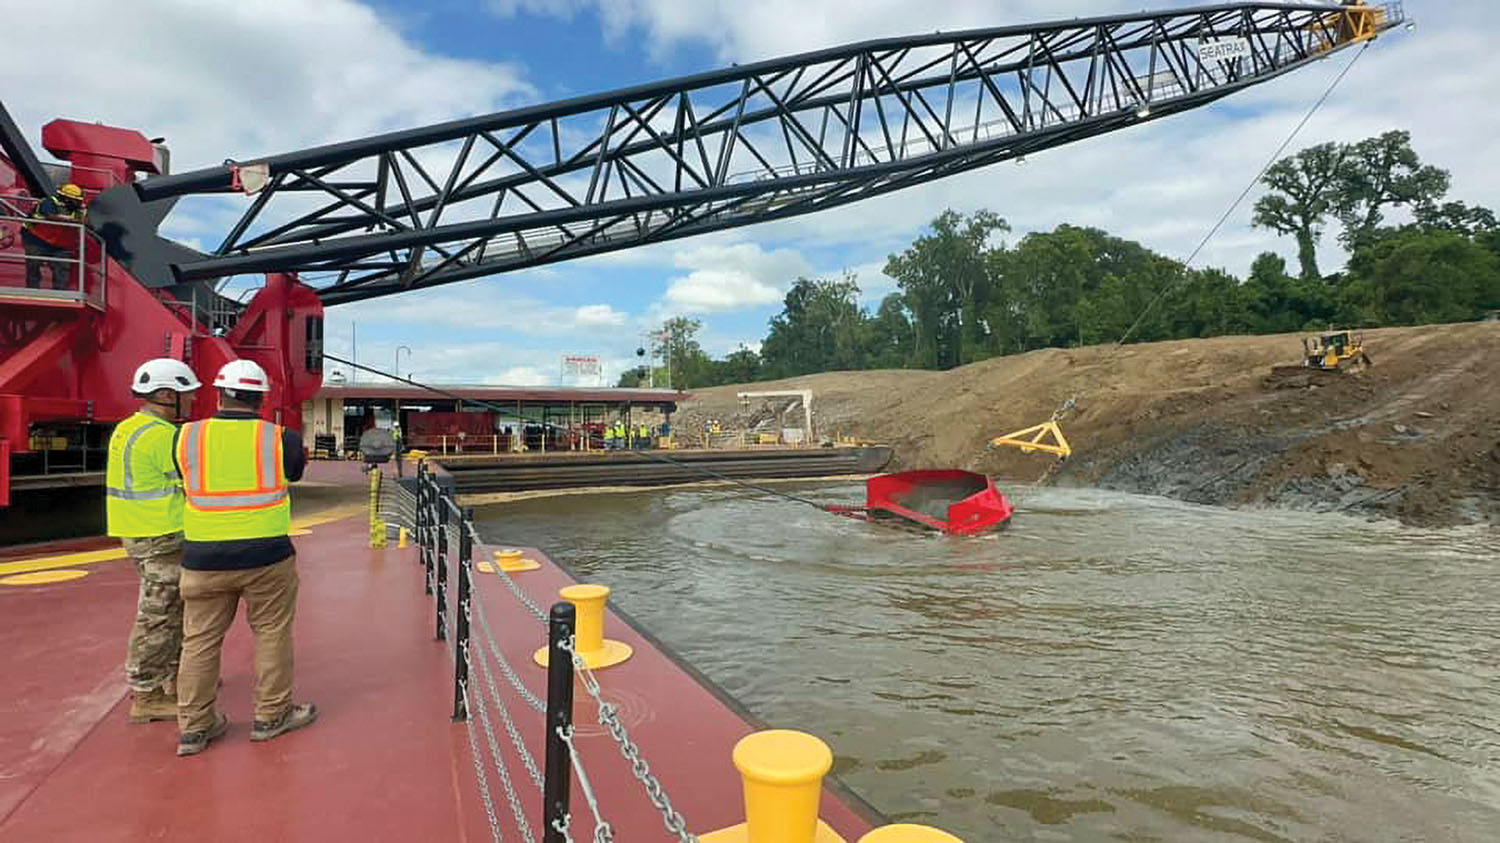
[675, 322, 1500, 526]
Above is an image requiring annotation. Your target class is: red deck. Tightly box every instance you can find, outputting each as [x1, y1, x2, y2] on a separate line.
[0, 497, 879, 840]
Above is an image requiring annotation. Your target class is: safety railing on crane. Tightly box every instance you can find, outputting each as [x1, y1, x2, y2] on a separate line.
[0, 203, 107, 309]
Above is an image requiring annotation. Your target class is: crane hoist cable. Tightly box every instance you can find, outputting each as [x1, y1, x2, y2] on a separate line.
[991, 42, 1372, 482]
[322, 353, 832, 512]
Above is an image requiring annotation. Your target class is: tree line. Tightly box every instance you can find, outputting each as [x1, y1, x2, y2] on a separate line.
[619, 131, 1499, 388]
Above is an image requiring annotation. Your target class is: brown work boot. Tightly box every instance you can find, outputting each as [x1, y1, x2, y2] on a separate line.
[176, 713, 229, 757]
[251, 702, 318, 742]
[128, 688, 177, 724]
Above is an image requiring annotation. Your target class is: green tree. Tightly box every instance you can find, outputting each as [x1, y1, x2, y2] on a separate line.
[615, 365, 649, 387]
[1241, 252, 1334, 333]
[1252, 142, 1347, 281]
[1415, 201, 1498, 236]
[884, 210, 1008, 366]
[717, 345, 762, 384]
[760, 274, 869, 377]
[865, 293, 914, 367]
[1334, 130, 1450, 247]
[655, 317, 716, 388]
[1340, 228, 1500, 325]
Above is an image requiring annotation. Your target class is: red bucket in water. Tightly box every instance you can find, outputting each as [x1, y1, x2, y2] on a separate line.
[825, 470, 1014, 535]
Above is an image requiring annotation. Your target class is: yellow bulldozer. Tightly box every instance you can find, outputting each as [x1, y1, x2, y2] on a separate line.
[1267, 330, 1372, 386]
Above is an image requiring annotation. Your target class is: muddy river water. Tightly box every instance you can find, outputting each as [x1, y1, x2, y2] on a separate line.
[477, 483, 1500, 841]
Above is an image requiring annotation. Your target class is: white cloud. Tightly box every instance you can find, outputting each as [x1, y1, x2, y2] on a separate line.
[5, 1, 534, 177]
[483, 366, 552, 386]
[574, 303, 628, 326]
[657, 242, 809, 314]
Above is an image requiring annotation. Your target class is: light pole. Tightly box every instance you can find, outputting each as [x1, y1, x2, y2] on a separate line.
[395, 345, 412, 381]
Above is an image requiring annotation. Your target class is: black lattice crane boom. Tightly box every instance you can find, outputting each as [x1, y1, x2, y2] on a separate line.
[92, 1, 1405, 306]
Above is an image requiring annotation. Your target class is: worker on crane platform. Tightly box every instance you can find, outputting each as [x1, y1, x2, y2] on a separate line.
[106, 358, 201, 726]
[21, 182, 86, 290]
[172, 359, 316, 756]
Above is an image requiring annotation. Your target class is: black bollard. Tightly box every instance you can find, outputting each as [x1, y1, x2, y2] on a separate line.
[542, 601, 576, 843]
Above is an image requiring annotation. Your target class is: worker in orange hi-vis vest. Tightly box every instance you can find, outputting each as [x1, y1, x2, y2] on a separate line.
[171, 359, 314, 757]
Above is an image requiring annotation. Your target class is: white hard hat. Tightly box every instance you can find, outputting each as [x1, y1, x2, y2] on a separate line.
[214, 359, 272, 392]
[131, 358, 201, 394]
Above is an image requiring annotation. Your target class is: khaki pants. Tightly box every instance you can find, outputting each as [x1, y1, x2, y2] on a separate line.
[177, 556, 298, 733]
[122, 533, 184, 694]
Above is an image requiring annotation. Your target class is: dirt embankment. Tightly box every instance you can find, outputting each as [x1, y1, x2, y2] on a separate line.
[675, 322, 1500, 526]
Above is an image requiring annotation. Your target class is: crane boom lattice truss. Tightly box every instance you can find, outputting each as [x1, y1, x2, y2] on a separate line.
[123, 2, 1402, 305]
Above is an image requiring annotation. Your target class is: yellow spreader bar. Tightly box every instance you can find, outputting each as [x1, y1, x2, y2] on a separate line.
[989, 420, 1073, 458]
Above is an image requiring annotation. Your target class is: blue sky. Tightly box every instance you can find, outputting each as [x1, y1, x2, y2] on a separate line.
[7, 1, 1496, 386]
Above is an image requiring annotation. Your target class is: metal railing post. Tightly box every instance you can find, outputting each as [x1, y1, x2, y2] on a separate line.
[542, 601, 576, 843]
[453, 506, 473, 721]
[436, 489, 449, 640]
[416, 462, 429, 573]
[422, 470, 434, 595]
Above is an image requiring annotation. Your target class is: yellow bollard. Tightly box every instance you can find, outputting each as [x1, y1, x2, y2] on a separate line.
[492, 548, 540, 573]
[701, 730, 846, 842]
[532, 583, 633, 669]
[858, 825, 963, 842]
[398, 527, 409, 548]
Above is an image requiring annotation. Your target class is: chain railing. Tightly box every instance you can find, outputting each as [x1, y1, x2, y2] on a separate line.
[412, 461, 682, 843]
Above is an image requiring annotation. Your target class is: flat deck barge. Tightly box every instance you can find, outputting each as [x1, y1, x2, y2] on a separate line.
[0, 462, 882, 840]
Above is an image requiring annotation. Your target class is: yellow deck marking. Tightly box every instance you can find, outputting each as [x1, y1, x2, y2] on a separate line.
[0, 503, 367, 578]
[1, 569, 91, 586]
[0, 547, 128, 576]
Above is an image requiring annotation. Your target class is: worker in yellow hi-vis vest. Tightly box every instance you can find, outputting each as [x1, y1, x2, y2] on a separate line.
[172, 359, 314, 757]
[107, 358, 201, 725]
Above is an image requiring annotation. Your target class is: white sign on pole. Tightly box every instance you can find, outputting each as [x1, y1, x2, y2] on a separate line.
[561, 354, 602, 385]
[1197, 38, 1252, 63]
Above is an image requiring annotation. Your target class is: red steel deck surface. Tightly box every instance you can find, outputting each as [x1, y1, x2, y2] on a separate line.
[0, 504, 879, 841]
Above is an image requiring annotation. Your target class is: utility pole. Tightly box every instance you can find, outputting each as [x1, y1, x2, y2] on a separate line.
[664, 322, 673, 390]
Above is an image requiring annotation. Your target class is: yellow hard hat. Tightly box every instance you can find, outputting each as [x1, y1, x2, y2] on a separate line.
[58, 183, 85, 201]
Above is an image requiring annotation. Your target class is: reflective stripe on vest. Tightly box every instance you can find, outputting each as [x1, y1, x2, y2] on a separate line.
[105, 412, 183, 537]
[178, 420, 288, 512]
[108, 419, 175, 499]
[177, 418, 290, 541]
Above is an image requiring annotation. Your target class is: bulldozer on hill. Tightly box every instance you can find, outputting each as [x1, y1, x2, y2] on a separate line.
[1266, 330, 1373, 387]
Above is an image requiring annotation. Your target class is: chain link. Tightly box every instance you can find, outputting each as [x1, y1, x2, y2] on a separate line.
[562, 638, 699, 842]
[469, 663, 538, 842]
[472, 621, 547, 791]
[474, 597, 547, 714]
[459, 679, 506, 843]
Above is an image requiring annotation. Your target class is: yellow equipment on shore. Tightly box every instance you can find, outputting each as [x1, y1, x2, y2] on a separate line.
[1265, 330, 1373, 388]
[1299, 330, 1372, 372]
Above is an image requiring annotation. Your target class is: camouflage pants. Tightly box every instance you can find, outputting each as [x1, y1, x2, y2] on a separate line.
[122, 532, 184, 694]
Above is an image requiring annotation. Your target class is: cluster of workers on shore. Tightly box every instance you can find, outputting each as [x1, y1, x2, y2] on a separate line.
[105, 356, 314, 757]
[602, 419, 668, 450]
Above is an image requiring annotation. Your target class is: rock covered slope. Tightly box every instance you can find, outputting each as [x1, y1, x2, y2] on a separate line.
[675, 322, 1500, 526]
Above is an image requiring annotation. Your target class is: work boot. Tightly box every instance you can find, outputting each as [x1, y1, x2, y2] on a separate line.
[176, 713, 229, 757]
[251, 702, 318, 742]
[128, 688, 177, 724]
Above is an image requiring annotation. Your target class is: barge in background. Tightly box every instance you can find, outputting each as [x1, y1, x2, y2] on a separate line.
[439, 445, 894, 494]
